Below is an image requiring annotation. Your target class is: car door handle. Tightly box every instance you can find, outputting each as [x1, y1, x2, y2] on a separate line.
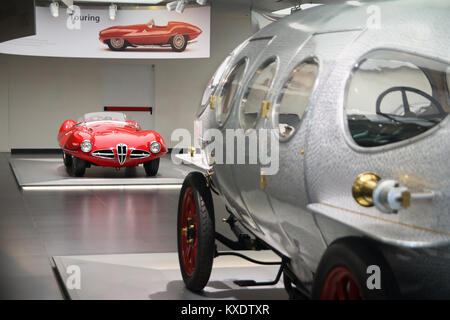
[373, 180, 435, 214]
[352, 172, 435, 214]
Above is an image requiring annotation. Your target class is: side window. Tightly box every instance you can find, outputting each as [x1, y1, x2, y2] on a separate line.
[275, 59, 319, 139]
[240, 58, 277, 131]
[198, 55, 232, 117]
[216, 58, 247, 126]
[346, 52, 449, 147]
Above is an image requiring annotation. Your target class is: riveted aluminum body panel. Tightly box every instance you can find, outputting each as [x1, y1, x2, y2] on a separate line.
[195, 0, 450, 285]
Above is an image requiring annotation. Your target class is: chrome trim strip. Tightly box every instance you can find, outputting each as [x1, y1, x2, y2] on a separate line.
[129, 149, 151, 159]
[92, 149, 115, 159]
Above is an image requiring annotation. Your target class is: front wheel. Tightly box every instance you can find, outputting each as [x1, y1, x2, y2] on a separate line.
[177, 172, 215, 292]
[63, 151, 72, 169]
[312, 238, 399, 300]
[170, 34, 188, 52]
[106, 38, 127, 51]
[67, 156, 87, 177]
[143, 158, 160, 176]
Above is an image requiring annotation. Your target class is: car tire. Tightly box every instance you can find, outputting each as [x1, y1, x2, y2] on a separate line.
[106, 38, 127, 51]
[63, 151, 72, 170]
[311, 238, 400, 300]
[68, 156, 87, 177]
[143, 158, 160, 176]
[170, 34, 188, 52]
[177, 172, 215, 292]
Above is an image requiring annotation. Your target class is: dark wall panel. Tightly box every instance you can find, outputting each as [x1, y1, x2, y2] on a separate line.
[0, 0, 36, 43]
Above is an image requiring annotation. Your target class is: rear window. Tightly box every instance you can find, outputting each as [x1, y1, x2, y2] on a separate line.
[215, 58, 247, 126]
[346, 51, 449, 148]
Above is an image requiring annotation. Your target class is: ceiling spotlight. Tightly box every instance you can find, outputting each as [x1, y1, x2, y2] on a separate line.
[166, 1, 177, 11]
[109, 4, 117, 20]
[196, 0, 208, 5]
[176, 0, 186, 14]
[50, 1, 59, 18]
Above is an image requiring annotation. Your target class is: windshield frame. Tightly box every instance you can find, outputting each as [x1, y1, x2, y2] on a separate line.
[78, 112, 127, 123]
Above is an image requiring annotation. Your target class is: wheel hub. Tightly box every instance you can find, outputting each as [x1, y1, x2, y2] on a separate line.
[173, 35, 185, 49]
[111, 38, 125, 48]
[320, 266, 362, 300]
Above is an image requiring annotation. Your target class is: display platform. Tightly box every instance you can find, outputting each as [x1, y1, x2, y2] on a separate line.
[10, 154, 193, 188]
[53, 251, 288, 300]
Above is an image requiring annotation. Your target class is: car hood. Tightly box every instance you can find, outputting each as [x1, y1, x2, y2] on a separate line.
[82, 122, 163, 150]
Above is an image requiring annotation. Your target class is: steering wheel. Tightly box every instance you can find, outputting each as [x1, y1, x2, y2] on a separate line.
[375, 86, 446, 119]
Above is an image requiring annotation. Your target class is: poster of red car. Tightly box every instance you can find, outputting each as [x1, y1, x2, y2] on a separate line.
[99, 20, 202, 52]
[0, 6, 210, 59]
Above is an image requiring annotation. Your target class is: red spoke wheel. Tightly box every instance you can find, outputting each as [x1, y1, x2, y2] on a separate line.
[177, 172, 215, 292]
[312, 238, 400, 300]
[320, 266, 362, 300]
[180, 187, 198, 276]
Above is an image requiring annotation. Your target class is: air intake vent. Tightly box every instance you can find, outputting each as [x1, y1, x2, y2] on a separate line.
[130, 149, 151, 159]
[92, 149, 115, 159]
[116, 144, 128, 165]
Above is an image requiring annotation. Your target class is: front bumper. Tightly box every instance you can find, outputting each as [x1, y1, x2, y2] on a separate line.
[66, 149, 166, 168]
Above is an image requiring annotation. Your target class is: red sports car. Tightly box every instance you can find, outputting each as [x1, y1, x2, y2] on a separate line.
[99, 19, 202, 52]
[58, 112, 167, 177]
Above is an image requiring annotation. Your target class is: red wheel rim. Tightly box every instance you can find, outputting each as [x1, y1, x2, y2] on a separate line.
[180, 187, 198, 276]
[320, 266, 362, 300]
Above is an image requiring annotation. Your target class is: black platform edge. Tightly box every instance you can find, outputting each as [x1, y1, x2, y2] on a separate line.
[11, 148, 62, 155]
[8, 161, 23, 191]
[51, 257, 71, 300]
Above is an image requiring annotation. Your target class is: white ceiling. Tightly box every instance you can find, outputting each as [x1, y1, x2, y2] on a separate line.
[40, 0, 333, 12]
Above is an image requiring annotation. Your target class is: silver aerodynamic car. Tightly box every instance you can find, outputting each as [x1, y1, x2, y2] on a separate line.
[176, 0, 450, 299]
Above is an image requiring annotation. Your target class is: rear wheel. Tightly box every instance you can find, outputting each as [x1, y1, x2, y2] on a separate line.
[177, 172, 215, 292]
[143, 158, 160, 176]
[170, 34, 188, 52]
[312, 238, 399, 300]
[106, 38, 127, 51]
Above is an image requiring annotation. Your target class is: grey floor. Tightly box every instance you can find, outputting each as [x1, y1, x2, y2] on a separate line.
[0, 152, 235, 299]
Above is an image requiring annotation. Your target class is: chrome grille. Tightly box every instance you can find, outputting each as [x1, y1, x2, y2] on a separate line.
[92, 149, 115, 159]
[130, 149, 151, 159]
[116, 144, 128, 165]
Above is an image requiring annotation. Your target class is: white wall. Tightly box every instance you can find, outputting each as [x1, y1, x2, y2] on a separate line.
[0, 60, 8, 151]
[0, 3, 252, 151]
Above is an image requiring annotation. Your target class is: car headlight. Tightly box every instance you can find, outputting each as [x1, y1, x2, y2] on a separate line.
[150, 141, 161, 154]
[81, 140, 93, 153]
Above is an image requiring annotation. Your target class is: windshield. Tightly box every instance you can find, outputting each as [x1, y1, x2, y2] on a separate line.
[79, 112, 126, 123]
